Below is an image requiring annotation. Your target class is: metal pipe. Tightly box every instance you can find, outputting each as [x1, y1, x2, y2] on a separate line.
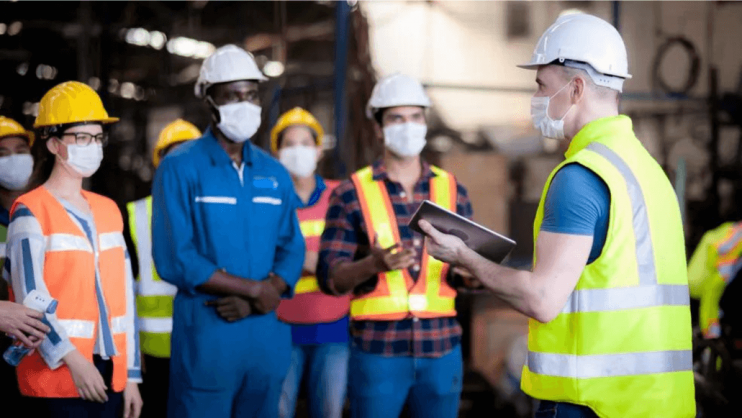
[333, 0, 351, 177]
[612, 1, 620, 31]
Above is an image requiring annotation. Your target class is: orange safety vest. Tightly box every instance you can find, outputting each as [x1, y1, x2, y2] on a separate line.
[349, 165, 457, 321]
[277, 180, 351, 324]
[11, 187, 129, 398]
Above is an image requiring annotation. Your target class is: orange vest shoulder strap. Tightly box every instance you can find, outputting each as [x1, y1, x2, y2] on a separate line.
[13, 187, 81, 236]
[81, 191, 123, 233]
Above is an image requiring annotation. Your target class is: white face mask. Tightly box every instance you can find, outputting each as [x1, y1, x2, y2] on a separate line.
[279, 145, 317, 178]
[0, 154, 33, 190]
[531, 81, 575, 140]
[383, 122, 427, 157]
[64, 142, 104, 177]
[216, 101, 262, 143]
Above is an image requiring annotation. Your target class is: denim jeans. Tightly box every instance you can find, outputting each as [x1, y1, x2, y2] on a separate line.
[279, 343, 350, 418]
[348, 344, 463, 418]
[534, 401, 599, 418]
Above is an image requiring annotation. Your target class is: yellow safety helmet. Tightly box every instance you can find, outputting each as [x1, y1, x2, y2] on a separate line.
[34, 81, 119, 129]
[153, 119, 202, 167]
[270, 107, 324, 153]
[0, 116, 33, 145]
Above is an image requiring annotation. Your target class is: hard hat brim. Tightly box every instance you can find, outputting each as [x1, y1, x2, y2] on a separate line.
[33, 116, 120, 129]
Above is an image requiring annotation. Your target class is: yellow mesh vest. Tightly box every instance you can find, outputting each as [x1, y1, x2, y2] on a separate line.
[521, 116, 695, 418]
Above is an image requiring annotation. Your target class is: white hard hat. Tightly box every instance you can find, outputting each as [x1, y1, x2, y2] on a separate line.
[519, 13, 631, 92]
[194, 44, 267, 99]
[366, 73, 432, 119]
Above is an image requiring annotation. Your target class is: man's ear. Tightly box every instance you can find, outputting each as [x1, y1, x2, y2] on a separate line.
[373, 121, 383, 140]
[571, 76, 586, 104]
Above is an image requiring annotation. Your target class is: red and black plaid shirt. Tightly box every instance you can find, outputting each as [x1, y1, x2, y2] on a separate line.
[317, 159, 473, 358]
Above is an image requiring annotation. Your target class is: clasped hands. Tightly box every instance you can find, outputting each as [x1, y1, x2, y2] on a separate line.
[205, 274, 284, 322]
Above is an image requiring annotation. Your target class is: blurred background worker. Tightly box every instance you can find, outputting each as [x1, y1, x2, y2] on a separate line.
[0, 116, 51, 407]
[419, 13, 695, 418]
[151, 45, 304, 418]
[688, 222, 742, 339]
[317, 73, 477, 418]
[273, 108, 350, 418]
[6, 81, 142, 418]
[125, 119, 201, 418]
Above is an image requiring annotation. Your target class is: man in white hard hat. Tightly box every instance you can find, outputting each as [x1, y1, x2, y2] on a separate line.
[317, 73, 479, 418]
[151, 44, 305, 418]
[419, 13, 695, 418]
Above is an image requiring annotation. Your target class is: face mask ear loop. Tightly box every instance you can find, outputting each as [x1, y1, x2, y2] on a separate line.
[206, 96, 221, 124]
[548, 78, 576, 122]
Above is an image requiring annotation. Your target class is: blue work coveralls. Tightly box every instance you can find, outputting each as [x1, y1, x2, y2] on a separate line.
[151, 128, 305, 418]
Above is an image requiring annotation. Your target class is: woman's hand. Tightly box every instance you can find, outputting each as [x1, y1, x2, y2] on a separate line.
[0, 301, 50, 347]
[63, 350, 108, 403]
[123, 381, 143, 418]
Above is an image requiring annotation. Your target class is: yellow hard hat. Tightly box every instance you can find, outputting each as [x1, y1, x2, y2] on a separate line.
[270, 107, 324, 153]
[0, 116, 33, 145]
[34, 81, 119, 129]
[153, 119, 202, 167]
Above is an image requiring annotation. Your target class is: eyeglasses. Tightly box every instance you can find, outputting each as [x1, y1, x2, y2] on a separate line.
[59, 132, 109, 147]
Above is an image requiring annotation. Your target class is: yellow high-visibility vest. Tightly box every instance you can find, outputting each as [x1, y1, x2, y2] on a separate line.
[521, 116, 695, 418]
[127, 195, 176, 358]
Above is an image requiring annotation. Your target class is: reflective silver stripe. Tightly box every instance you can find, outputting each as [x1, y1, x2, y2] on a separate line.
[139, 317, 173, 334]
[46, 234, 93, 253]
[561, 284, 690, 314]
[133, 199, 178, 297]
[99, 232, 125, 252]
[0, 242, 5, 259]
[110, 315, 127, 334]
[58, 319, 95, 339]
[527, 350, 692, 378]
[586, 142, 657, 286]
[718, 228, 742, 253]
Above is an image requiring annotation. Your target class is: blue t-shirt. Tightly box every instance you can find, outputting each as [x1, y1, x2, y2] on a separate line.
[540, 164, 610, 264]
[291, 175, 350, 345]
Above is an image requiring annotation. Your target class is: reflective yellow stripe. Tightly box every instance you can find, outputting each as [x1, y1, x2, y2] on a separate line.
[300, 219, 325, 238]
[353, 167, 408, 299]
[350, 294, 409, 316]
[421, 166, 455, 314]
[295, 276, 320, 294]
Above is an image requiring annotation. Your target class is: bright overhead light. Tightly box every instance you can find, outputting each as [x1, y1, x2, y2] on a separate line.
[108, 79, 120, 94]
[120, 82, 136, 99]
[35, 64, 57, 80]
[167, 36, 215, 59]
[8, 21, 22, 36]
[16, 62, 28, 76]
[0, 23, 6, 35]
[263, 61, 285, 78]
[149, 31, 167, 50]
[126, 28, 150, 47]
[88, 77, 101, 90]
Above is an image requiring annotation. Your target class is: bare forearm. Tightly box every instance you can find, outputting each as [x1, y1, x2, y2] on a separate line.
[197, 270, 261, 299]
[458, 247, 546, 320]
[329, 256, 379, 294]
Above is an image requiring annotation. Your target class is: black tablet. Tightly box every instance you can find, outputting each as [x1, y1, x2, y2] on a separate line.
[409, 200, 516, 263]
